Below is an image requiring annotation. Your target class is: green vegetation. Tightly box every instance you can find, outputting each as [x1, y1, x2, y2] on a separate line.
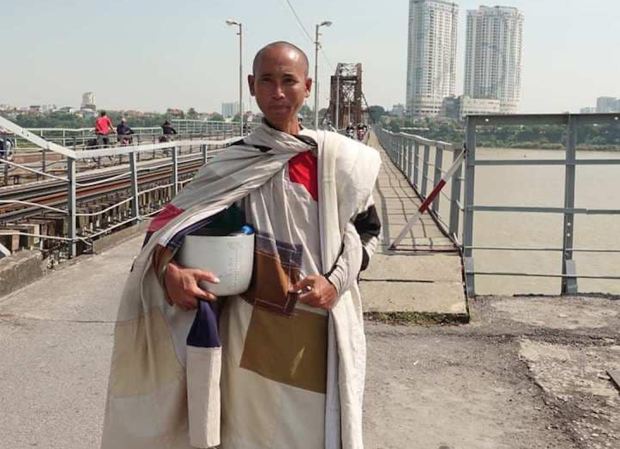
[2, 111, 175, 129]
[368, 107, 620, 151]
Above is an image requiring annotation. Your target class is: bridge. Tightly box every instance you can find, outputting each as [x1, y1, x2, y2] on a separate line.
[1, 112, 620, 447]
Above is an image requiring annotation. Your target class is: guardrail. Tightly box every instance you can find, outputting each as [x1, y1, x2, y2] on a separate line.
[0, 120, 247, 186]
[0, 116, 240, 258]
[376, 113, 620, 297]
[374, 126, 463, 245]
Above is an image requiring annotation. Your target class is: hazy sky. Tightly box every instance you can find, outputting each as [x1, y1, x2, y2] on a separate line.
[1, 0, 618, 114]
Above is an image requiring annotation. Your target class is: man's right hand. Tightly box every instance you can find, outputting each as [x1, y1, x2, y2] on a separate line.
[164, 262, 220, 311]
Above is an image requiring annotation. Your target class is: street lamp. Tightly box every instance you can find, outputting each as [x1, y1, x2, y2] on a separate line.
[314, 20, 332, 129]
[226, 19, 244, 136]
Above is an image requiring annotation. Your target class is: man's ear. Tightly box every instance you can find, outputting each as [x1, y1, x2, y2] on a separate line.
[305, 77, 312, 99]
[248, 75, 255, 96]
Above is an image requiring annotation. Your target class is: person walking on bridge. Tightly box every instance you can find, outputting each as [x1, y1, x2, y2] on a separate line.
[116, 117, 134, 145]
[101, 41, 382, 449]
[94, 111, 114, 147]
[160, 120, 178, 142]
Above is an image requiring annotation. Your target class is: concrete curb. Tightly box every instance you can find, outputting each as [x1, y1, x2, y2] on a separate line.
[0, 250, 47, 298]
[0, 221, 150, 300]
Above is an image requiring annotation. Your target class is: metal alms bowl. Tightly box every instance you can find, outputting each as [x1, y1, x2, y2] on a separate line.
[176, 233, 255, 296]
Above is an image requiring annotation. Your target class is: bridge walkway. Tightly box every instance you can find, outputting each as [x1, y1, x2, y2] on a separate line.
[360, 131, 468, 321]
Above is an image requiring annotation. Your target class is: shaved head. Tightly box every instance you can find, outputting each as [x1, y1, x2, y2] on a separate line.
[252, 41, 309, 77]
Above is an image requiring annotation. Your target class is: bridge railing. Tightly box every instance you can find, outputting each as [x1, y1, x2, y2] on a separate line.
[0, 120, 242, 186]
[0, 116, 241, 259]
[376, 113, 620, 297]
[374, 126, 464, 245]
[462, 113, 620, 297]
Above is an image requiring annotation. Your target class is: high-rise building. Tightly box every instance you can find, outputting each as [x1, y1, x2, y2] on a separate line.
[596, 97, 619, 113]
[81, 92, 96, 111]
[580, 107, 597, 114]
[221, 102, 240, 118]
[464, 6, 524, 114]
[406, 0, 459, 119]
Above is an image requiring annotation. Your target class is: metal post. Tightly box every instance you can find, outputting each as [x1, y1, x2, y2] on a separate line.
[421, 144, 430, 198]
[335, 73, 340, 129]
[129, 152, 140, 221]
[463, 118, 477, 297]
[432, 145, 444, 212]
[314, 24, 320, 129]
[202, 144, 208, 165]
[172, 146, 179, 197]
[404, 138, 409, 180]
[413, 141, 420, 190]
[408, 140, 414, 182]
[2, 158, 8, 186]
[67, 158, 77, 258]
[399, 133, 406, 174]
[239, 23, 244, 136]
[41, 147, 47, 175]
[562, 115, 578, 294]
[449, 146, 463, 239]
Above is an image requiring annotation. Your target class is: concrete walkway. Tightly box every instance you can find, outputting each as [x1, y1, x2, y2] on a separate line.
[1, 237, 619, 449]
[361, 132, 468, 322]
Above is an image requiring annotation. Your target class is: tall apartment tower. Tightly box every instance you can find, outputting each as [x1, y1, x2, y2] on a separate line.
[406, 0, 459, 119]
[464, 6, 524, 114]
[81, 92, 96, 110]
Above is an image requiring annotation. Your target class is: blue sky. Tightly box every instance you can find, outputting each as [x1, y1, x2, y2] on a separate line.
[1, 0, 618, 114]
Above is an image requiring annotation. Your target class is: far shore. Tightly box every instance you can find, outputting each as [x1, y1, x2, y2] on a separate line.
[478, 143, 620, 152]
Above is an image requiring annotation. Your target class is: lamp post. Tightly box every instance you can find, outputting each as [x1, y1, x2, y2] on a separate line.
[226, 19, 244, 136]
[314, 20, 332, 129]
[335, 67, 340, 129]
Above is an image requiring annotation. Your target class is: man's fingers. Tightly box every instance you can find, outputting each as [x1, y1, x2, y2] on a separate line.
[189, 285, 216, 302]
[290, 276, 316, 293]
[192, 270, 221, 284]
[298, 290, 321, 307]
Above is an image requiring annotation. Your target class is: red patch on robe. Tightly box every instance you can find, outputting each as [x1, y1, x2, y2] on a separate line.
[288, 152, 318, 202]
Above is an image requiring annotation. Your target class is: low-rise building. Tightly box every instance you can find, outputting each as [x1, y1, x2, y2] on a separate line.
[441, 95, 501, 120]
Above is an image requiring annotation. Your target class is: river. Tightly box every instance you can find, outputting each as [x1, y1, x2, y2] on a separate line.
[437, 147, 620, 296]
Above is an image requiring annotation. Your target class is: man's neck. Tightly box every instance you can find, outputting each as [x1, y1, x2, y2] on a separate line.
[264, 119, 300, 136]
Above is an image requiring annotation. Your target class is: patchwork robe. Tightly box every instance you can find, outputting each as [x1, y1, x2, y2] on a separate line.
[100, 123, 381, 449]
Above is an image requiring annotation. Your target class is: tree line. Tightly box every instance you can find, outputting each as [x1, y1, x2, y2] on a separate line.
[368, 107, 620, 151]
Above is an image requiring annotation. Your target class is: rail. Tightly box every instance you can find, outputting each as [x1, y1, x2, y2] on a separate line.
[376, 113, 620, 297]
[374, 126, 463, 245]
[0, 119, 247, 185]
[0, 116, 239, 258]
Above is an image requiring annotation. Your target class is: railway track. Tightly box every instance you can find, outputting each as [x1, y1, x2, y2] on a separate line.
[0, 153, 211, 222]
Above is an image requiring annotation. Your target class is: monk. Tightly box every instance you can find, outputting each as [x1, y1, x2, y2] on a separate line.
[100, 41, 381, 449]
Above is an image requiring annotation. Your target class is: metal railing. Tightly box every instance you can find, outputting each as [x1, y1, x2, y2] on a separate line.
[0, 116, 239, 258]
[0, 120, 243, 187]
[375, 126, 463, 244]
[463, 113, 620, 296]
[376, 113, 620, 297]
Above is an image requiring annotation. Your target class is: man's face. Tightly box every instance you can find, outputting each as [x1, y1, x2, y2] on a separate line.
[248, 46, 312, 130]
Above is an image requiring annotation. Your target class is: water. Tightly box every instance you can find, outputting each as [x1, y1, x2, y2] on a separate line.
[437, 147, 620, 296]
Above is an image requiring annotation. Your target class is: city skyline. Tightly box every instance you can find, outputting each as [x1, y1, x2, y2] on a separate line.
[0, 0, 618, 114]
[464, 5, 524, 113]
[406, 0, 459, 118]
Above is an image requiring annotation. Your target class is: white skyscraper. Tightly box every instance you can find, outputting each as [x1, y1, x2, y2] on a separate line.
[406, 0, 459, 119]
[81, 92, 96, 110]
[464, 6, 524, 114]
[221, 102, 240, 118]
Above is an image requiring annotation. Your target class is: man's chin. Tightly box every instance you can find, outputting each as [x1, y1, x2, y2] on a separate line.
[263, 112, 295, 127]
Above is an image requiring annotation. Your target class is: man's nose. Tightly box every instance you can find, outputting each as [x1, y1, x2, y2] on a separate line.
[271, 83, 285, 99]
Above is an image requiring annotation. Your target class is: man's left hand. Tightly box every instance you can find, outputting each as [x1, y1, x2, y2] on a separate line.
[290, 275, 338, 310]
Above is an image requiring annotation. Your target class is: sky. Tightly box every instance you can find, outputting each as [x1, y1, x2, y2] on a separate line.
[0, 0, 618, 114]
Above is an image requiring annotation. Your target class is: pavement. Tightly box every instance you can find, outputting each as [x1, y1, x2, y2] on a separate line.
[361, 132, 468, 322]
[1, 236, 619, 449]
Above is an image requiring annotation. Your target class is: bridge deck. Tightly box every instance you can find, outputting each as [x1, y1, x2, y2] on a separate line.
[360, 132, 468, 321]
